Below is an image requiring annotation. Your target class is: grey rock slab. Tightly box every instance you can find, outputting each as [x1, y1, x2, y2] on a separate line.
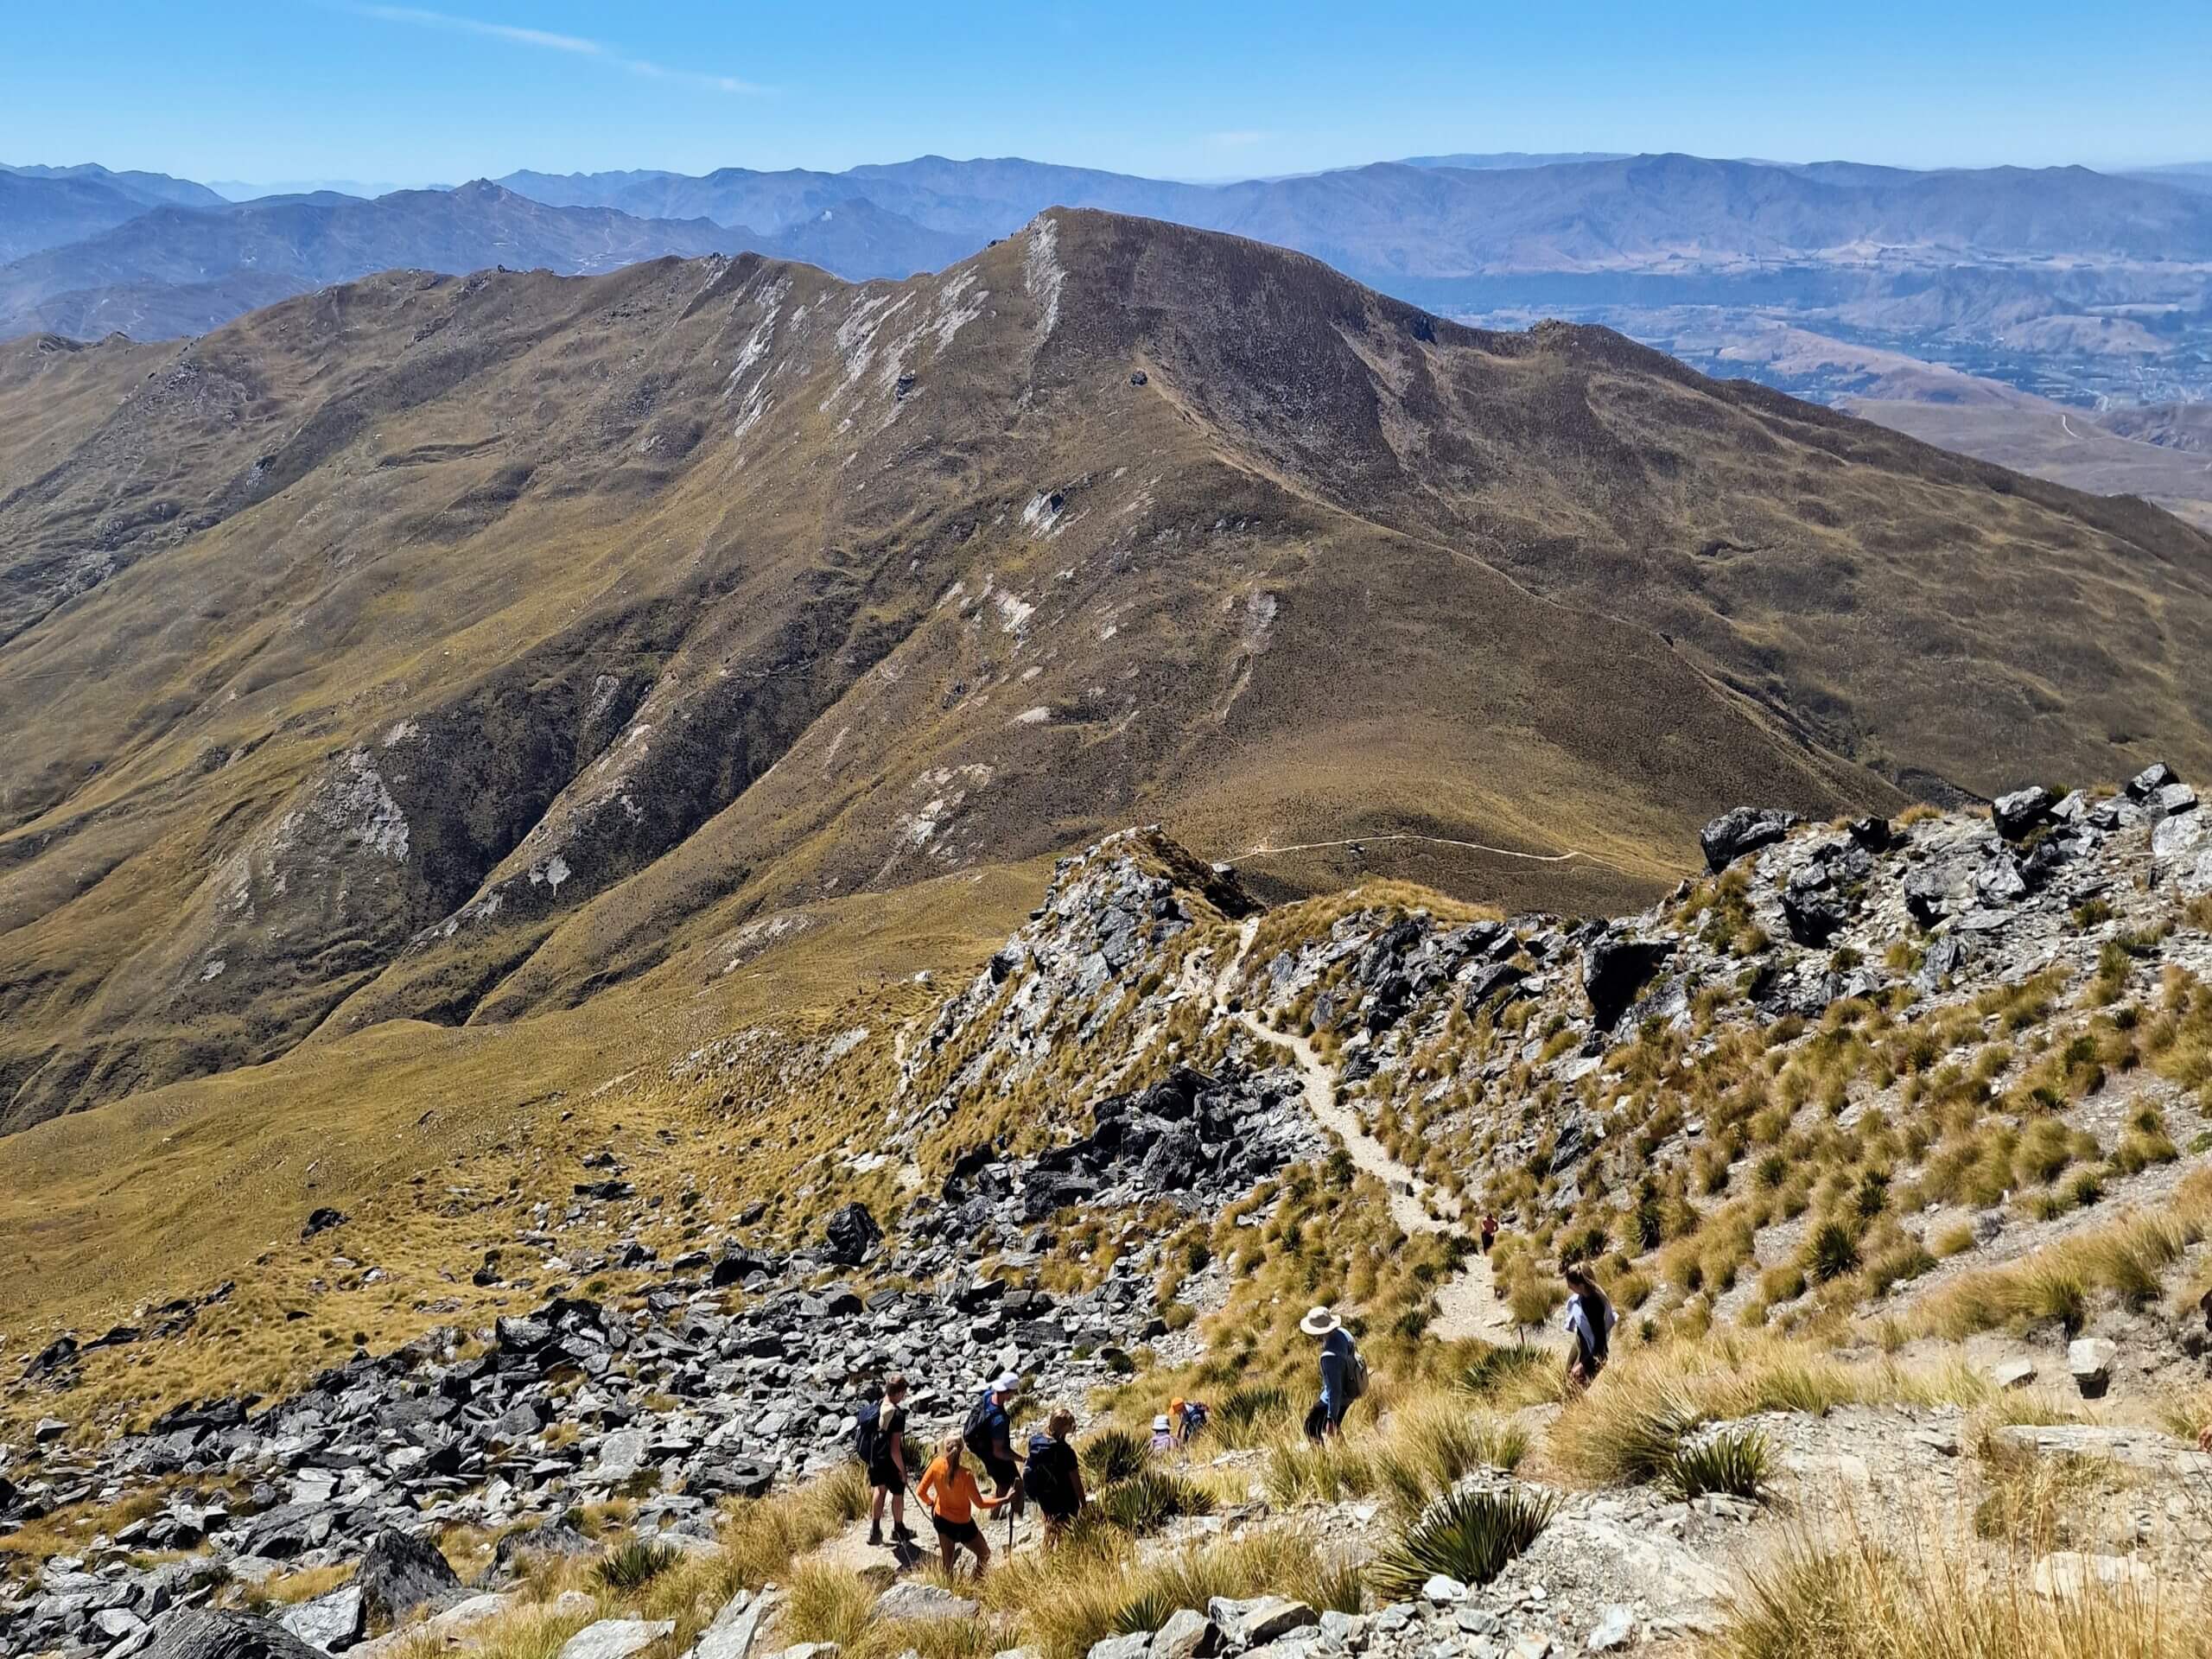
[872, 1583, 976, 1624]
[1585, 1605, 1635, 1651]
[1090, 1637, 1153, 1659]
[277, 1587, 364, 1653]
[1209, 1599, 1316, 1648]
[2066, 1338, 2118, 1397]
[1997, 1424, 2212, 1476]
[1989, 1358, 2037, 1390]
[144, 1611, 331, 1659]
[689, 1589, 779, 1659]
[556, 1619, 677, 1659]
[2029, 1552, 2157, 1599]
[1153, 1609, 1215, 1659]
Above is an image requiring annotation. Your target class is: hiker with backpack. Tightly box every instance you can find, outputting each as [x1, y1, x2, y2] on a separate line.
[1171, 1396, 1210, 1446]
[857, 1373, 914, 1548]
[1563, 1264, 1617, 1387]
[916, 1431, 1016, 1579]
[1021, 1406, 1085, 1550]
[964, 1370, 1027, 1519]
[1300, 1306, 1363, 1439]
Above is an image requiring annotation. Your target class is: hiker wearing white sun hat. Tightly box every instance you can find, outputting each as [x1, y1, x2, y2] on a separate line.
[1299, 1306, 1363, 1439]
[963, 1370, 1027, 1525]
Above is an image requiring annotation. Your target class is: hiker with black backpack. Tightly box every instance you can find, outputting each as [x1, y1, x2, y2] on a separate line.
[858, 1372, 914, 1548]
[1021, 1406, 1085, 1550]
[1563, 1265, 1617, 1387]
[964, 1370, 1027, 1522]
[1300, 1306, 1364, 1440]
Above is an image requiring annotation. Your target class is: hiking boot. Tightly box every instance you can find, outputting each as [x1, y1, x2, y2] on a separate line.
[892, 1522, 917, 1542]
[867, 1524, 883, 1547]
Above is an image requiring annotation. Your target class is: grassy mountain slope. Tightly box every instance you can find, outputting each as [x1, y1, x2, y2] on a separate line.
[1, 210, 2209, 1135]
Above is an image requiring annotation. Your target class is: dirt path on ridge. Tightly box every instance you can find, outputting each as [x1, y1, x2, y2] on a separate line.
[1203, 920, 1514, 1342]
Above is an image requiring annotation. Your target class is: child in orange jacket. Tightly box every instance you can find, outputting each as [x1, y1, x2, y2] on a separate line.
[915, 1432, 1016, 1577]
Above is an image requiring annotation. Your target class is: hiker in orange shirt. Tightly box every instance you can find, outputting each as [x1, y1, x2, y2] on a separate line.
[916, 1431, 1017, 1578]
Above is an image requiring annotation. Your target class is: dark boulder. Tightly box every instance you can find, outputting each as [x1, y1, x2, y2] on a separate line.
[1782, 887, 1847, 945]
[710, 1250, 774, 1288]
[145, 1611, 327, 1659]
[302, 1207, 348, 1239]
[1462, 961, 1527, 1014]
[1583, 933, 1672, 1029]
[824, 1202, 882, 1266]
[1138, 1066, 1211, 1121]
[355, 1529, 463, 1624]
[1699, 807, 1798, 873]
[1847, 816, 1894, 852]
[690, 1456, 777, 1498]
[24, 1334, 79, 1380]
[2127, 762, 2177, 799]
[492, 1522, 594, 1576]
[1992, 786, 2056, 841]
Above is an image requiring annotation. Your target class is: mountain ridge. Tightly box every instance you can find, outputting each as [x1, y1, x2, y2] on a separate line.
[0, 209, 2208, 1134]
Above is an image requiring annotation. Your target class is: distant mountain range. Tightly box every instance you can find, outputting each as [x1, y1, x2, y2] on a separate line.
[7, 151, 2212, 429]
[9, 152, 2212, 341]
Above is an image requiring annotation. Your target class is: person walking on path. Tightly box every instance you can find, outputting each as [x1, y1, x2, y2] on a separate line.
[965, 1371, 1027, 1516]
[1563, 1264, 1617, 1388]
[917, 1432, 1016, 1579]
[861, 1373, 913, 1548]
[1300, 1306, 1362, 1440]
[1022, 1406, 1086, 1550]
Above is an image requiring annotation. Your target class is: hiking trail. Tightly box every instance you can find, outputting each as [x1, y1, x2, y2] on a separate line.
[1204, 919, 1515, 1342]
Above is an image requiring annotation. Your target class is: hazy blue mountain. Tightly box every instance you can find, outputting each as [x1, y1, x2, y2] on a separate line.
[1396, 150, 1631, 168]
[0, 165, 228, 262]
[0, 181, 751, 340]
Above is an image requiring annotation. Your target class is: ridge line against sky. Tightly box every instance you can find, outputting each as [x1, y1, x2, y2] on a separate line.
[6, 0, 2212, 185]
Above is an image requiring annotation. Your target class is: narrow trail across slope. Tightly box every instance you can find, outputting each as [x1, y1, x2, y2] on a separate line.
[1204, 919, 1514, 1341]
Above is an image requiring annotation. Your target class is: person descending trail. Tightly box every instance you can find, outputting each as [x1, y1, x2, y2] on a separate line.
[1022, 1407, 1086, 1549]
[917, 1432, 1017, 1579]
[964, 1371, 1027, 1514]
[859, 1373, 913, 1548]
[1563, 1265, 1617, 1387]
[1300, 1306, 1364, 1439]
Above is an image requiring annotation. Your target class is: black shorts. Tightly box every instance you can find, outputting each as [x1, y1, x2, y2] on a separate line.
[931, 1513, 982, 1545]
[980, 1452, 1019, 1491]
[868, 1465, 902, 1492]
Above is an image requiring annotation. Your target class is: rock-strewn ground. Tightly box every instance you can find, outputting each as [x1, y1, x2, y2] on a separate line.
[5, 776, 2212, 1659]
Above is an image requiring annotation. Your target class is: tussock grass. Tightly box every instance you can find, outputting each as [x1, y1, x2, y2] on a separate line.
[1367, 1486, 1558, 1600]
[1918, 1205, 2206, 1340]
[1666, 1428, 1771, 1501]
[1079, 1427, 1153, 1486]
[972, 1529, 1344, 1659]
[1086, 1469, 1215, 1537]
[1713, 1525, 2211, 1659]
[593, 1539, 681, 1592]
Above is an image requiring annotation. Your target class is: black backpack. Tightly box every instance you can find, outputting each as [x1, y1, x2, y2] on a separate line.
[1021, 1432, 1077, 1513]
[963, 1389, 1004, 1462]
[855, 1400, 881, 1465]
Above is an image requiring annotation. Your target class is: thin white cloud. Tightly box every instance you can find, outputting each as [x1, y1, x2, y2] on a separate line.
[346, 4, 768, 93]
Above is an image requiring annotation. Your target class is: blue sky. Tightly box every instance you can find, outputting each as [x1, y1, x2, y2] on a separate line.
[6, 1, 2209, 187]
